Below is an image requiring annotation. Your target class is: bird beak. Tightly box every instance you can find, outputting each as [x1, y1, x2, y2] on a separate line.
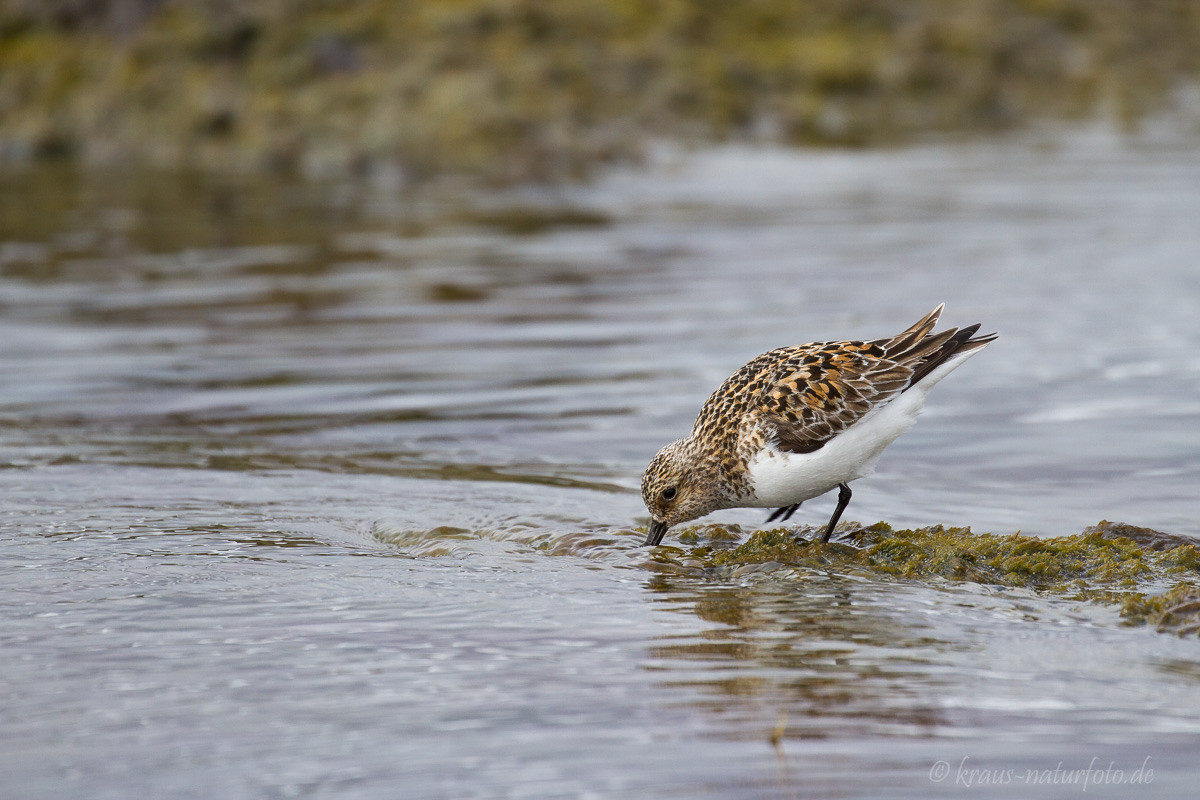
[644, 519, 669, 546]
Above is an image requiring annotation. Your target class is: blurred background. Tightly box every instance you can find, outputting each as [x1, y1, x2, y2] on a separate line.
[4, 3, 1200, 799]
[2, 0, 1199, 180]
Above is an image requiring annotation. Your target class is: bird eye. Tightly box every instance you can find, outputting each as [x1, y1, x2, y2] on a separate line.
[661, 486, 677, 501]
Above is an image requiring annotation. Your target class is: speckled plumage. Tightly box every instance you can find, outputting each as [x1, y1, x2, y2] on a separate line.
[642, 305, 996, 546]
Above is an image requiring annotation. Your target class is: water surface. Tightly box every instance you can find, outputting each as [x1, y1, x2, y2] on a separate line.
[3, 131, 1200, 798]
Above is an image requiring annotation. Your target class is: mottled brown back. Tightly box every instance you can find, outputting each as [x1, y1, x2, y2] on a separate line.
[690, 306, 995, 458]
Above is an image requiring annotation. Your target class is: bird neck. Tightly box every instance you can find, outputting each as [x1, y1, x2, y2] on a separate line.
[680, 435, 750, 507]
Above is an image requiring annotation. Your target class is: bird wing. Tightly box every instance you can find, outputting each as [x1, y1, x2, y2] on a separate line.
[756, 340, 913, 454]
[757, 304, 993, 454]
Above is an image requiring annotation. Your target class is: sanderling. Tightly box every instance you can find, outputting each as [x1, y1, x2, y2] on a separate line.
[641, 304, 995, 546]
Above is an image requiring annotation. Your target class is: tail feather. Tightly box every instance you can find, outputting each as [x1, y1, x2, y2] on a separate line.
[908, 323, 997, 388]
[891, 326, 958, 365]
[875, 305, 996, 391]
[882, 303, 944, 353]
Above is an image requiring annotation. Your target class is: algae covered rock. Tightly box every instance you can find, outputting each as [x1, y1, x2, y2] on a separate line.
[1122, 583, 1200, 637]
[643, 519, 1200, 637]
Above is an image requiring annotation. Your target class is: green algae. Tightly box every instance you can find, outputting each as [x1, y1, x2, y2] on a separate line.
[644, 520, 1200, 637]
[3, 1, 1199, 181]
[1121, 583, 1200, 636]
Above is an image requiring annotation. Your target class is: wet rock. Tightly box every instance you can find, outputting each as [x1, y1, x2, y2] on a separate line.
[1122, 583, 1200, 637]
[1083, 520, 1200, 552]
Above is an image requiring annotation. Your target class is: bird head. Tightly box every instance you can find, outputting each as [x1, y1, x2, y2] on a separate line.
[640, 439, 723, 546]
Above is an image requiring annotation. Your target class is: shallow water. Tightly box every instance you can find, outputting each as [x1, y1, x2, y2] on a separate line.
[3, 130, 1200, 798]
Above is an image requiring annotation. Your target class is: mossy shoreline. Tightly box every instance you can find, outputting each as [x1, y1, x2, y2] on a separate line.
[647, 520, 1200, 637]
[2, 0, 1199, 183]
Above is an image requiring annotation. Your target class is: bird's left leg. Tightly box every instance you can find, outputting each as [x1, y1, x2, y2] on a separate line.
[765, 503, 801, 524]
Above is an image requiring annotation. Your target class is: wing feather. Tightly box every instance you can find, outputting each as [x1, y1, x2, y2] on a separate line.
[757, 305, 992, 454]
[688, 306, 995, 460]
[758, 342, 914, 454]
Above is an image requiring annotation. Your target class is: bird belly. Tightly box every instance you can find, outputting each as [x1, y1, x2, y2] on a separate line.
[745, 390, 927, 508]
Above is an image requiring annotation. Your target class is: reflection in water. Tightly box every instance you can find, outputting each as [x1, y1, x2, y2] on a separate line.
[645, 572, 953, 741]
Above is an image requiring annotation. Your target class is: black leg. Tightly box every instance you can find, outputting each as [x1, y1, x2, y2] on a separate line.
[766, 503, 801, 524]
[819, 483, 852, 543]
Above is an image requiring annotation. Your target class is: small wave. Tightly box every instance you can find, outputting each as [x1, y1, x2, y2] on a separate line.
[370, 520, 646, 561]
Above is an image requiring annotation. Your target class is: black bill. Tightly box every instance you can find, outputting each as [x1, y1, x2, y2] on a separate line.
[644, 519, 669, 546]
